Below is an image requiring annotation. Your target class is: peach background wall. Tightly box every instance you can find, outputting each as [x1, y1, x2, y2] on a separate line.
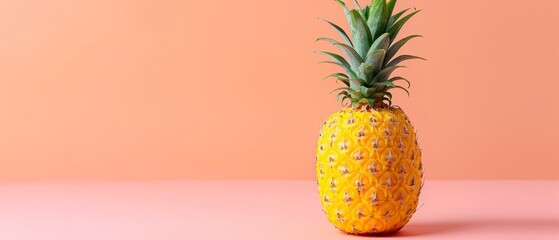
[0, 0, 558, 181]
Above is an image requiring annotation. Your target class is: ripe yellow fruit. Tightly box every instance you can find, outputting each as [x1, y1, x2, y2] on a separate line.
[316, 106, 423, 234]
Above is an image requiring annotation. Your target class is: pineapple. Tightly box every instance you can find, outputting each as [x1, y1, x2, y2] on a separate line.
[315, 0, 424, 234]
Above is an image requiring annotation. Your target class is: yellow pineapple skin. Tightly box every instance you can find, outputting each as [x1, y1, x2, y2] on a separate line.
[316, 106, 423, 234]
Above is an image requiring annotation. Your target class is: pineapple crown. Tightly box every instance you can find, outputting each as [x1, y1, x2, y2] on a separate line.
[315, 0, 424, 107]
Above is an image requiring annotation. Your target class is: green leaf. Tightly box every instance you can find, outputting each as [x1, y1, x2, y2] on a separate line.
[374, 65, 405, 82]
[358, 63, 374, 81]
[334, 0, 351, 23]
[366, 87, 377, 96]
[349, 10, 372, 58]
[363, 5, 371, 19]
[389, 85, 410, 96]
[353, 0, 363, 10]
[329, 87, 352, 95]
[318, 18, 353, 46]
[323, 73, 349, 80]
[319, 61, 343, 68]
[384, 91, 393, 100]
[367, 0, 387, 40]
[388, 9, 421, 42]
[386, 0, 397, 21]
[341, 95, 351, 105]
[386, 55, 426, 67]
[314, 51, 358, 78]
[388, 76, 411, 88]
[333, 43, 364, 70]
[336, 91, 348, 101]
[368, 33, 390, 54]
[386, 8, 410, 30]
[336, 93, 344, 102]
[374, 82, 388, 91]
[315, 37, 339, 44]
[350, 92, 364, 99]
[322, 73, 350, 86]
[365, 49, 386, 76]
[380, 81, 396, 87]
[385, 35, 422, 62]
[317, 37, 363, 70]
[360, 86, 368, 95]
[352, 0, 367, 19]
[336, 78, 350, 86]
[349, 78, 367, 91]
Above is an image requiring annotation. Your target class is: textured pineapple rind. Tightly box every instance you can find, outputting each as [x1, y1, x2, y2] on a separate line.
[316, 106, 423, 234]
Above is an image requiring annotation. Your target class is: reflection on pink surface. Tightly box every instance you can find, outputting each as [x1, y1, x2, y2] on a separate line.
[0, 180, 557, 239]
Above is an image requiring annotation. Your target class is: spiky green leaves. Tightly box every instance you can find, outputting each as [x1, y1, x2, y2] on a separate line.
[386, 55, 426, 68]
[374, 65, 405, 82]
[385, 35, 422, 62]
[318, 19, 353, 46]
[316, 0, 423, 107]
[387, 8, 409, 30]
[367, 0, 387, 41]
[334, 0, 351, 21]
[314, 51, 358, 79]
[386, 0, 397, 19]
[365, 50, 385, 76]
[315, 38, 363, 69]
[323, 73, 350, 86]
[388, 9, 421, 42]
[349, 10, 372, 58]
[358, 62, 374, 80]
[334, 43, 364, 70]
[369, 33, 390, 54]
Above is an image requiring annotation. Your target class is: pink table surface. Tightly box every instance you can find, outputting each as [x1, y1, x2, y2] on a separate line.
[0, 180, 557, 240]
